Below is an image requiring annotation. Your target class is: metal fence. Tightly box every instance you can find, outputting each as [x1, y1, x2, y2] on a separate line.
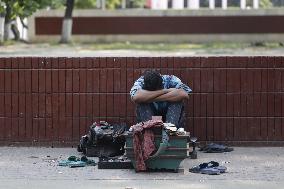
[96, 0, 281, 10]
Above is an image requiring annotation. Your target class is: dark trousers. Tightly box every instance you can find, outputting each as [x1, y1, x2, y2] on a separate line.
[136, 101, 185, 128]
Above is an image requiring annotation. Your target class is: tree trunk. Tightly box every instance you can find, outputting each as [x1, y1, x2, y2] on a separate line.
[60, 0, 74, 43]
[0, 16, 4, 43]
[11, 22, 20, 40]
[4, 4, 11, 41]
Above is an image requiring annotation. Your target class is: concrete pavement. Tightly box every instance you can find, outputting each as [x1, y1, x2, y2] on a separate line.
[0, 147, 284, 189]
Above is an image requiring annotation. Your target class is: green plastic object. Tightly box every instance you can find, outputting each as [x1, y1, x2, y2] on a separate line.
[58, 160, 73, 166]
[68, 161, 86, 168]
[58, 156, 96, 167]
[125, 134, 189, 172]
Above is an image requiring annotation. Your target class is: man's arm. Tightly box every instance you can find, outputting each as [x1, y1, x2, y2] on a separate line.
[131, 89, 169, 103]
[154, 88, 189, 102]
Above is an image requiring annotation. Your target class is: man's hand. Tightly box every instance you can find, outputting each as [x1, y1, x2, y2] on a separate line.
[132, 88, 189, 103]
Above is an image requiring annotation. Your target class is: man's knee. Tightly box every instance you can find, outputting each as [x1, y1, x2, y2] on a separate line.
[166, 101, 185, 128]
[168, 101, 184, 110]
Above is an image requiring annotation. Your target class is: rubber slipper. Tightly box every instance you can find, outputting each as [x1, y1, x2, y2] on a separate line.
[189, 161, 227, 174]
[206, 161, 227, 173]
[201, 143, 234, 153]
[214, 166, 227, 173]
[68, 161, 86, 168]
[200, 167, 221, 175]
[58, 160, 73, 166]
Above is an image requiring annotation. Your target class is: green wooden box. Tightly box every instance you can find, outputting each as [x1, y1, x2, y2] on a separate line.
[125, 133, 189, 172]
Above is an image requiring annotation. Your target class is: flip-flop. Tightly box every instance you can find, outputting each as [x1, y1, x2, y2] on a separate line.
[68, 161, 87, 168]
[189, 161, 227, 175]
[206, 161, 227, 173]
[200, 143, 234, 153]
[189, 165, 221, 175]
[200, 167, 221, 175]
[58, 160, 73, 166]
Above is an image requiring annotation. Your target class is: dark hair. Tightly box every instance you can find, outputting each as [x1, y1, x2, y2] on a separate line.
[143, 70, 163, 91]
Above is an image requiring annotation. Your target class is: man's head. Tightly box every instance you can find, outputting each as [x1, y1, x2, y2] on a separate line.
[143, 70, 163, 91]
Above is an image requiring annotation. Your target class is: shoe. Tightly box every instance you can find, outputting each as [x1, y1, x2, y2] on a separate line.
[206, 161, 227, 173]
[200, 167, 221, 175]
[189, 161, 227, 175]
[200, 143, 234, 153]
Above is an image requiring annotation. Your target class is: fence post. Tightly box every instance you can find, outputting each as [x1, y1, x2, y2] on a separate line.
[122, 0, 126, 8]
[253, 0, 259, 9]
[172, 0, 184, 9]
[222, 0, 227, 9]
[209, 0, 215, 9]
[240, 0, 246, 9]
[0, 16, 4, 43]
[188, 0, 200, 9]
[101, 0, 106, 10]
[152, 0, 168, 9]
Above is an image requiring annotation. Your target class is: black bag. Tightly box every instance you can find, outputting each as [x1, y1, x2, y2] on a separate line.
[77, 121, 127, 157]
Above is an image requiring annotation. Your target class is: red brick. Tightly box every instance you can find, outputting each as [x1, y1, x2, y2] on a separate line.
[58, 70, 66, 92]
[0, 70, 4, 93]
[38, 94, 46, 118]
[72, 94, 79, 117]
[65, 94, 73, 117]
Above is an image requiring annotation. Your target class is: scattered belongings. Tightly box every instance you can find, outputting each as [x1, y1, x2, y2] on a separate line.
[58, 156, 96, 168]
[199, 143, 234, 153]
[189, 161, 227, 175]
[98, 156, 133, 169]
[77, 121, 127, 157]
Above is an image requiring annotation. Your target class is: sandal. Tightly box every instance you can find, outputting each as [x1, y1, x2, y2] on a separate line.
[189, 161, 227, 175]
[200, 143, 234, 153]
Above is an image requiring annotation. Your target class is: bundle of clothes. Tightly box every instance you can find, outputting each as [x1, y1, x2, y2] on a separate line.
[128, 119, 187, 171]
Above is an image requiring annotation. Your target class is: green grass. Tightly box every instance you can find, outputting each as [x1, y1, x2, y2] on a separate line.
[1, 40, 283, 51]
[87, 42, 203, 51]
[0, 40, 17, 46]
[82, 42, 283, 51]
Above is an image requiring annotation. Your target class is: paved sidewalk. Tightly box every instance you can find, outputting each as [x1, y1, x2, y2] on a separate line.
[0, 147, 284, 189]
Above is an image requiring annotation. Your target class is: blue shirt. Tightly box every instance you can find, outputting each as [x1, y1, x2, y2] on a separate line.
[130, 75, 192, 99]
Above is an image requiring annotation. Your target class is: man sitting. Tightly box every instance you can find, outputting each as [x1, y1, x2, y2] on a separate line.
[130, 70, 192, 128]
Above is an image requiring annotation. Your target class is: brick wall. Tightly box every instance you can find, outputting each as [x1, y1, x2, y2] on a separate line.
[0, 57, 283, 146]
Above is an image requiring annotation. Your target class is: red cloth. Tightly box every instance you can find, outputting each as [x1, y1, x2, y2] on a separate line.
[132, 120, 163, 171]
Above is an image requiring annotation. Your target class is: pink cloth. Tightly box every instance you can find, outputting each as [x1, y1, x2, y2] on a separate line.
[132, 120, 163, 171]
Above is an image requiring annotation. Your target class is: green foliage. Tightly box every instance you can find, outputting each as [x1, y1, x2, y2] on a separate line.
[0, 0, 55, 20]
[75, 0, 97, 9]
[106, 0, 122, 9]
[47, 0, 66, 9]
[128, 0, 145, 8]
[260, 0, 273, 8]
[0, 1, 6, 16]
